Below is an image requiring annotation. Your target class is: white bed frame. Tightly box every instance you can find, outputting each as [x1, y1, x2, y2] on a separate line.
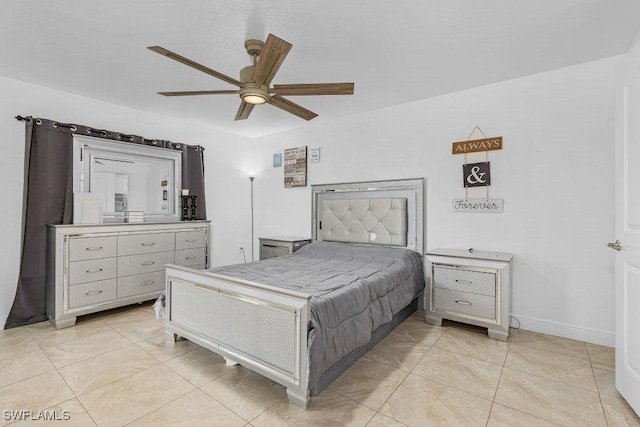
[164, 178, 424, 408]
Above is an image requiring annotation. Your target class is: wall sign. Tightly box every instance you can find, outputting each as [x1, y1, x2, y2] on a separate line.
[453, 126, 504, 213]
[463, 162, 491, 188]
[452, 198, 504, 213]
[284, 146, 307, 188]
[309, 147, 320, 163]
[452, 137, 502, 154]
[273, 153, 282, 168]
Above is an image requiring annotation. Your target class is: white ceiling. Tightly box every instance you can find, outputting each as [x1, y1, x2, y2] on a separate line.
[2, 1, 639, 137]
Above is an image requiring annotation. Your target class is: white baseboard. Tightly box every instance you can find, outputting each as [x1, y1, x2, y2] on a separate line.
[513, 314, 614, 347]
[0, 316, 7, 330]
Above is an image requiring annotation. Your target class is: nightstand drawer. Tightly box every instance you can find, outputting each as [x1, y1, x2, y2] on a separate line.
[175, 230, 206, 250]
[261, 245, 290, 259]
[118, 232, 175, 256]
[433, 288, 496, 320]
[68, 279, 117, 309]
[259, 237, 311, 260]
[69, 258, 117, 285]
[433, 265, 496, 296]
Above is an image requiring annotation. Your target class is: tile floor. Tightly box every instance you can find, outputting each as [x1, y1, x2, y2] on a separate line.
[0, 303, 638, 427]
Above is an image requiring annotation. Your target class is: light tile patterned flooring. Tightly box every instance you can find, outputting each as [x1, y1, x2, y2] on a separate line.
[0, 303, 638, 426]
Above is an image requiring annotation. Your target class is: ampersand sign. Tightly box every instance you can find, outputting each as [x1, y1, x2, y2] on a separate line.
[462, 162, 491, 188]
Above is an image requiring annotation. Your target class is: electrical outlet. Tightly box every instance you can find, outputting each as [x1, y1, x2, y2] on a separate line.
[239, 246, 245, 254]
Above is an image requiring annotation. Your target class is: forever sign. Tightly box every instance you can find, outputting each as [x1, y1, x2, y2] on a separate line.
[452, 198, 504, 213]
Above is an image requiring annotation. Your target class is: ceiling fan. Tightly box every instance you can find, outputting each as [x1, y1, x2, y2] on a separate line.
[147, 34, 354, 121]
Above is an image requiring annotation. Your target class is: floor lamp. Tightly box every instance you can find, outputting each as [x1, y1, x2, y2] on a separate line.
[249, 176, 255, 261]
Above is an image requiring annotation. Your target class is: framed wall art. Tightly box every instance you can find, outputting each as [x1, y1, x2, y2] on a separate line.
[284, 146, 307, 188]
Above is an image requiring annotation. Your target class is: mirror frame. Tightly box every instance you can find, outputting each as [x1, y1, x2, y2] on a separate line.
[72, 135, 182, 222]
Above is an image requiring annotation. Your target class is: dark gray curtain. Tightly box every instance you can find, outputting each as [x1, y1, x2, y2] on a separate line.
[181, 144, 206, 220]
[5, 117, 206, 329]
[6, 120, 74, 328]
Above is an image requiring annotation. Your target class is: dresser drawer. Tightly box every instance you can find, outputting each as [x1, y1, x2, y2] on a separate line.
[433, 288, 496, 320]
[69, 236, 117, 261]
[433, 265, 496, 296]
[174, 248, 206, 267]
[117, 271, 165, 298]
[68, 258, 117, 285]
[175, 230, 206, 250]
[118, 232, 175, 256]
[68, 279, 117, 309]
[118, 251, 175, 277]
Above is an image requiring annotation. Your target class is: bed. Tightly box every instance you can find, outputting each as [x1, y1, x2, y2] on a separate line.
[164, 178, 425, 408]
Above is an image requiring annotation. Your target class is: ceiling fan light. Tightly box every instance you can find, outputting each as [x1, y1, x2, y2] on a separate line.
[242, 93, 268, 105]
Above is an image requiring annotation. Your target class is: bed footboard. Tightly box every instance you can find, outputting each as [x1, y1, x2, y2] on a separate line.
[165, 265, 311, 408]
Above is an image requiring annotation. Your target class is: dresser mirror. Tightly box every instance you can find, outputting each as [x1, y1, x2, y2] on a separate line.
[73, 135, 182, 222]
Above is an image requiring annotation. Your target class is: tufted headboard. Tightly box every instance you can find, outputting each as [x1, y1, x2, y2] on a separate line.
[311, 178, 424, 254]
[321, 198, 407, 246]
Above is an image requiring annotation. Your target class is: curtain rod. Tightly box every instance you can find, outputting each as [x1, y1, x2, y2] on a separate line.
[14, 115, 204, 151]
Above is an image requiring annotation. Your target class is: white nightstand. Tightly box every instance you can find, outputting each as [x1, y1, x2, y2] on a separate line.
[425, 248, 513, 341]
[259, 237, 312, 260]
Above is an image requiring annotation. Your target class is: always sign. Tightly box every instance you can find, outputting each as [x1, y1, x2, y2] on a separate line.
[452, 137, 502, 154]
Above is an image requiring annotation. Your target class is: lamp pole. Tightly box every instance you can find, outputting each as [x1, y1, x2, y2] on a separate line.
[249, 176, 255, 261]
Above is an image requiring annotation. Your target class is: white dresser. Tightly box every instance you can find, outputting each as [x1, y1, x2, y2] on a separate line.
[425, 248, 513, 341]
[46, 221, 210, 329]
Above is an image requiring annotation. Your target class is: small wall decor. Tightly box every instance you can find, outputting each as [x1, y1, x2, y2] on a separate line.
[463, 162, 491, 187]
[273, 153, 282, 168]
[309, 147, 320, 163]
[284, 146, 307, 188]
[452, 126, 503, 213]
[452, 137, 502, 154]
[452, 198, 504, 213]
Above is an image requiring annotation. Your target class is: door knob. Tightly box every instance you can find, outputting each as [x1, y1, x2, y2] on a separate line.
[607, 240, 622, 251]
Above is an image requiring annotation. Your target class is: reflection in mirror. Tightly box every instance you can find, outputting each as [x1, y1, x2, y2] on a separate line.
[73, 136, 182, 222]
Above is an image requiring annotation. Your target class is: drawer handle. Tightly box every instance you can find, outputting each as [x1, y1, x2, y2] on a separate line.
[141, 261, 155, 266]
[141, 242, 156, 246]
[185, 256, 196, 260]
[141, 280, 155, 286]
[86, 290, 103, 296]
[85, 268, 103, 274]
[85, 246, 103, 251]
[455, 279, 473, 284]
[185, 239, 197, 242]
[455, 300, 472, 306]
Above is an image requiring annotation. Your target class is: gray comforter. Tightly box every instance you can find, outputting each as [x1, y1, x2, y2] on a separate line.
[209, 241, 425, 389]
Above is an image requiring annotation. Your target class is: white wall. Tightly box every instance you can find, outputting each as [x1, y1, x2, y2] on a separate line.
[0, 75, 252, 328]
[243, 57, 618, 345]
[0, 57, 620, 346]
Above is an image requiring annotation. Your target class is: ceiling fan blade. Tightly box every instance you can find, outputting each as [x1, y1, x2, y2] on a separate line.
[271, 83, 354, 96]
[268, 95, 318, 121]
[158, 90, 239, 96]
[235, 101, 255, 121]
[147, 46, 243, 87]
[251, 34, 292, 88]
